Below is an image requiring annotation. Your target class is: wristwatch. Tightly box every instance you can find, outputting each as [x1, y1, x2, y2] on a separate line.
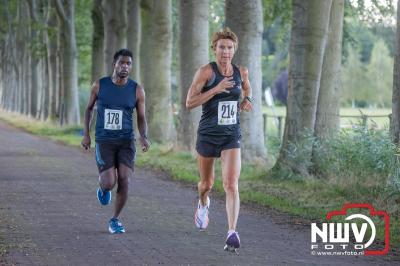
[245, 96, 252, 103]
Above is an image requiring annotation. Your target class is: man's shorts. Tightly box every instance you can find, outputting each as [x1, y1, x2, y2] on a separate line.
[95, 139, 136, 173]
[196, 134, 241, 158]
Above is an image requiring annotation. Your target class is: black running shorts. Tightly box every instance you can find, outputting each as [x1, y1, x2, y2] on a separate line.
[196, 134, 241, 158]
[95, 139, 136, 172]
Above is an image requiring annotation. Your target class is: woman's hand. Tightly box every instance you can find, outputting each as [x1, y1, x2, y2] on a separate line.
[213, 77, 235, 94]
[240, 97, 253, 112]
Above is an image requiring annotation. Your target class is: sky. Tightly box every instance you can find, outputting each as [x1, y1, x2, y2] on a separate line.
[349, 0, 397, 26]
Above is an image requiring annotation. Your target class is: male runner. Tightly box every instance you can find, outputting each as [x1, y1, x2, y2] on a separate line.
[81, 49, 150, 234]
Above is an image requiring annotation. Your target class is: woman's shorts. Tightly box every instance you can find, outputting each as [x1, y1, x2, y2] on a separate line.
[196, 134, 241, 158]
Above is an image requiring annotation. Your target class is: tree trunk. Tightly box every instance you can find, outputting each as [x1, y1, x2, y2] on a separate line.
[46, 1, 59, 121]
[274, 0, 332, 175]
[314, 0, 344, 139]
[177, 0, 208, 152]
[16, 0, 27, 114]
[56, 10, 64, 124]
[311, 0, 344, 174]
[41, 49, 49, 120]
[0, 19, 2, 107]
[127, 0, 141, 82]
[54, 0, 80, 125]
[140, 0, 176, 142]
[140, 0, 151, 85]
[91, 0, 104, 82]
[387, 0, 400, 191]
[24, 36, 31, 115]
[226, 0, 266, 160]
[102, 0, 127, 75]
[1, 0, 19, 113]
[391, 0, 400, 145]
[27, 0, 40, 118]
[26, 0, 46, 121]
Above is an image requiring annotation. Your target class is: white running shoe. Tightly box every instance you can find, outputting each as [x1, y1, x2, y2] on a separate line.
[194, 196, 210, 229]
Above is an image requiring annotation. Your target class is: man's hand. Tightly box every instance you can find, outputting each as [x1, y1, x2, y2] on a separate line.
[81, 135, 91, 150]
[139, 136, 150, 152]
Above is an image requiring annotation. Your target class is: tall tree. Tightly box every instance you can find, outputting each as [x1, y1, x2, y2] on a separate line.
[274, 0, 332, 175]
[367, 40, 393, 107]
[312, 0, 345, 173]
[46, 1, 59, 121]
[314, 0, 344, 139]
[56, 4, 64, 123]
[0, 0, 17, 112]
[91, 0, 104, 82]
[27, 0, 41, 118]
[20, 1, 31, 116]
[341, 45, 368, 107]
[140, 0, 176, 142]
[225, 0, 266, 160]
[54, 0, 80, 125]
[177, 0, 209, 152]
[28, 0, 50, 121]
[15, 0, 25, 114]
[102, 0, 127, 75]
[40, 41, 49, 121]
[391, 0, 400, 144]
[127, 0, 141, 82]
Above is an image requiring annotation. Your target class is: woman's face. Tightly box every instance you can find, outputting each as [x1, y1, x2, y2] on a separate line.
[214, 39, 235, 64]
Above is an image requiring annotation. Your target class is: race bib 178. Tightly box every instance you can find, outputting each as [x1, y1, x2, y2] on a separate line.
[218, 101, 237, 125]
[104, 109, 123, 130]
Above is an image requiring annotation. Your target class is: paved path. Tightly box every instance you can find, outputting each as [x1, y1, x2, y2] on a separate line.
[0, 121, 396, 265]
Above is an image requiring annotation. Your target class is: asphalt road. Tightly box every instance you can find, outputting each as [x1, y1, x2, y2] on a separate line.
[0, 121, 396, 265]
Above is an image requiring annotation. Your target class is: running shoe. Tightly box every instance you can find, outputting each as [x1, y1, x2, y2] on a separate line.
[194, 196, 210, 229]
[224, 231, 240, 252]
[97, 187, 111, 205]
[108, 218, 125, 234]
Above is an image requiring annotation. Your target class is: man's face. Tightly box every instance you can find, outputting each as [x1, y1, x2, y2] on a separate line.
[214, 39, 235, 64]
[114, 56, 132, 78]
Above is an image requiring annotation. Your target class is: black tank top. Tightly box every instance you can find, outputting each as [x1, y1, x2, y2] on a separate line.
[197, 62, 242, 137]
[95, 77, 137, 142]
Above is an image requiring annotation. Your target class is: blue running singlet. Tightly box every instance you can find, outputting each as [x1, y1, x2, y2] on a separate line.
[95, 77, 137, 142]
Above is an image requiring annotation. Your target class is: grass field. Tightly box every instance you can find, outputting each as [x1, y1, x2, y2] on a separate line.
[0, 108, 399, 249]
[263, 106, 391, 139]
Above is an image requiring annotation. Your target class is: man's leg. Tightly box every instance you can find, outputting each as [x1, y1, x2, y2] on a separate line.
[99, 167, 117, 191]
[107, 163, 132, 234]
[97, 167, 117, 205]
[95, 141, 117, 205]
[114, 163, 133, 218]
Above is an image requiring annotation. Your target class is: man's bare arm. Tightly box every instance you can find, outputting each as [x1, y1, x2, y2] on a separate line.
[81, 81, 99, 149]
